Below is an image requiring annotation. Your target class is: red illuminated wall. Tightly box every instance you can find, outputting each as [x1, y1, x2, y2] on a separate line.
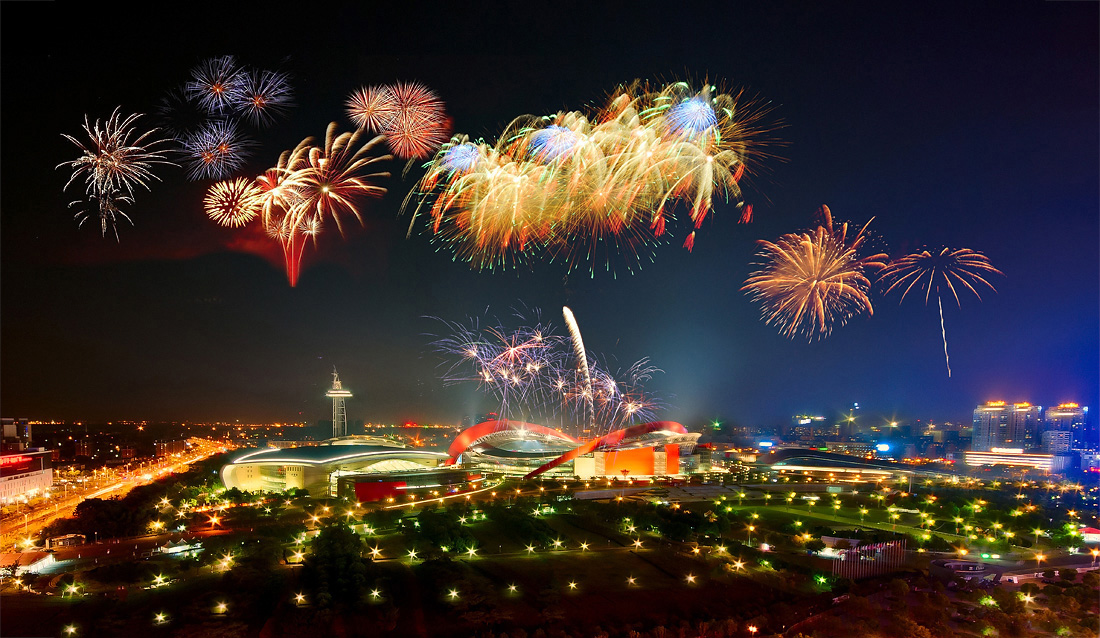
[354, 481, 407, 503]
[665, 445, 679, 475]
[603, 447, 655, 476]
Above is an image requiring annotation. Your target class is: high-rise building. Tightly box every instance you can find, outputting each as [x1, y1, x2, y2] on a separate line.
[789, 415, 826, 439]
[1044, 403, 1087, 437]
[326, 368, 353, 439]
[972, 401, 1042, 451]
[972, 401, 1008, 452]
[1041, 430, 1072, 454]
[1006, 403, 1041, 449]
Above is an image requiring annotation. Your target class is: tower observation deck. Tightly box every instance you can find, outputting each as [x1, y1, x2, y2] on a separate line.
[325, 368, 353, 439]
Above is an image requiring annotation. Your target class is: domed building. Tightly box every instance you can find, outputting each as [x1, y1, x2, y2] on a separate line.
[220, 442, 449, 497]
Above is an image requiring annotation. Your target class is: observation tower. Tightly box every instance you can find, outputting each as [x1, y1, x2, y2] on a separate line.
[326, 368, 353, 439]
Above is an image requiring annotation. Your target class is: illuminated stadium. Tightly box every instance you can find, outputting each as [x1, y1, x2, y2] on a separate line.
[755, 448, 926, 478]
[447, 419, 700, 478]
[220, 441, 449, 496]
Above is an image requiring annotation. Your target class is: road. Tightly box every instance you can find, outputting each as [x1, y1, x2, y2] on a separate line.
[1, 440, 225, 550]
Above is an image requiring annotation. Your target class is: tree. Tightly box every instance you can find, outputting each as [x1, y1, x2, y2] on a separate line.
[1081, 571, 1099, 589]
[301, 523, 371, 608]
[1059, 567, 1078, 583]
[887, 578, 910, 600]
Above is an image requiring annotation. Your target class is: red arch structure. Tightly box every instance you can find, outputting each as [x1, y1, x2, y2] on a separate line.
[522, 421, 688, 479]
[446, 419, 578, 461]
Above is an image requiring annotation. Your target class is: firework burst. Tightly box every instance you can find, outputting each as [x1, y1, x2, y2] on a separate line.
[383, 81, 451, 160]
[181, 119, 254, 180]
[432, 308, 661, 436]
[405, 79, 771, 274]
[346, 85, 398, 133]
[58, 107, 174, 239]
[879, 247, 1002, 376]
[742, 205, 887, 340]
[186, 56, 246, 115]
[241, 124, 391, 285]
[204, 177, 264, 227]
[235, 69, 294, 127]
[58, 107, 174, 198]
[287, 123, 391, 234]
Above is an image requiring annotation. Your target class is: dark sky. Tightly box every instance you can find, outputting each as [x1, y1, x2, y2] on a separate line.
[2, 2, 1097, 431]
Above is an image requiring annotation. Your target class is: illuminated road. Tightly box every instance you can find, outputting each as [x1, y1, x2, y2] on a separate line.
[1, 440, 225, 549]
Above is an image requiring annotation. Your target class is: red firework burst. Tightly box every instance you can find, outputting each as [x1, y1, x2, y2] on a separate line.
[383, 81, 451, 160]
[346, 85, 398, 133]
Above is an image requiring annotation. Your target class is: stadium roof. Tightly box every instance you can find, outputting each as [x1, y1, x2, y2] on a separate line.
[227, 445, 447, 466]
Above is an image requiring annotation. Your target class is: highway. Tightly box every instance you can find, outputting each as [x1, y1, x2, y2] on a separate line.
[1, 439, 225, 550]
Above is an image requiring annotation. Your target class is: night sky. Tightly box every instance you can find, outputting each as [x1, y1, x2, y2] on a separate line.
[2, 2, 1096, 431]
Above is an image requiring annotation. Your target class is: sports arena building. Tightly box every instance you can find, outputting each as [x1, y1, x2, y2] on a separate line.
[220, 420, 700, 499]
[755, 448, 925, 479]
[446, 419, 700, 479]
[220, 437, 449, 497]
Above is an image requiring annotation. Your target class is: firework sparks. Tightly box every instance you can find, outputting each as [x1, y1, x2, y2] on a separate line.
[181, 119, 254, 181]
[405, 79, 770, 274]
[742, 205, 887, 340]
[347, 85, 398, 133]
[59, 107, 174, 198]
[186, 56, 246, 115]
[287, 122, 391, 234]
[204, 177, 264, 227]
[58, 107, 174, 238]
[244, 124, 391, 286]
[432, 309, 661, 437]
[70, 188, 134, 241]
[879, 247, 1002, 376]
[235, 69, 294, 127]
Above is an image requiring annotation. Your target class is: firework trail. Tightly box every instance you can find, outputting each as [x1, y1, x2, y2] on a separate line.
[879, 247, 1002, 377]
[405, 79, 772, 274]
[742, 205, 887, 340]
[562, 306, 594, 436]
[58, 107, 174, 238]
[70, 189, 134, 241]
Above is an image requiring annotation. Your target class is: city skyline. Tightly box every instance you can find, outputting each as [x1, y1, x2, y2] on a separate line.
[1, 2, 1097, 430]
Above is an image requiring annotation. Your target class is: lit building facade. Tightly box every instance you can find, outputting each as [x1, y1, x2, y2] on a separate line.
[220, 443, 447, 496]
[963, 449, 1058, 472]
[972, 401, 1040, 451]
[1043, 403, 1088, 444]
[0, 450, 53, 503]
[1041, 430, 1073, 454]
[972, 402, 1008, 452]
[1006, 403, 1040, 449]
